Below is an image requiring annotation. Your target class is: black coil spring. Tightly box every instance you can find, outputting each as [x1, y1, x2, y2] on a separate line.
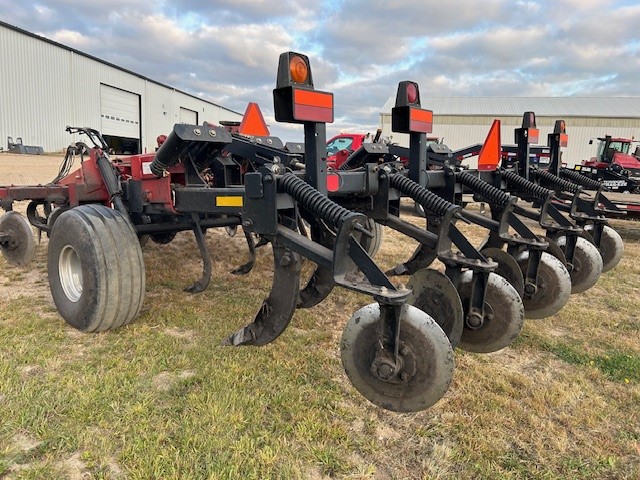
[502, 170, 553, 200]
[279, 173, 355, 228]
[533, 169, 580, 194]
[559, 168, 603, 190]
[150, 158, 170, 177]
[389, 174, 452, 216]
[457, 171, 511, 207]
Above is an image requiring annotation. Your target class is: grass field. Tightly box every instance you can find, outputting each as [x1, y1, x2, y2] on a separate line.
[0, 154, 639, 479]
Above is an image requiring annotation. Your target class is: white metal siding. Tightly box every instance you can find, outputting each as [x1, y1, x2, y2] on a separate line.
[0, 23, 242, 154]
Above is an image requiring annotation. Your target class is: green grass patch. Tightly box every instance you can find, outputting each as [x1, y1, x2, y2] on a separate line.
[1, 216, 640, 478]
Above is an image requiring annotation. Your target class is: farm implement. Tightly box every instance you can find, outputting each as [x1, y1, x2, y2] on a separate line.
[0, 52, 625, 413]
[332, 86, 625, 334]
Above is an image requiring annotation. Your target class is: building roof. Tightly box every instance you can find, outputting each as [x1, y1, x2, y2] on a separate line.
[0, 20, 240, 116]
[381, 96, 640, 118]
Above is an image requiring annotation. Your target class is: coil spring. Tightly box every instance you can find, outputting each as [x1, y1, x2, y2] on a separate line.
[457, 171, 511, 207]
[279, 173, 355, 229]
[389, 174, 452, 217]
[502, 170, 553, 200]
[150, 158, 171, 177]
[533, 169, 580, 194]
[560, 168, 603, 190]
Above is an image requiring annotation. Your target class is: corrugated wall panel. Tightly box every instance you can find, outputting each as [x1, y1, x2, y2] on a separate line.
[1, 27, 75, 152]
[1, 24, 241, 154]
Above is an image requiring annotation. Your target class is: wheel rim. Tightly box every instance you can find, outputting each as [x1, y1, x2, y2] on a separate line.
[341, 303, 454, 412]
[59, 245, 83, 302]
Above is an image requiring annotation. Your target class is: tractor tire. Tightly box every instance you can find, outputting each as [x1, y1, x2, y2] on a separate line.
[48, 204, 145, 332]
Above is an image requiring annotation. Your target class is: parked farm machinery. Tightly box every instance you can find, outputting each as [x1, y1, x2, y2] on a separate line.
[0, 52, 626, 413]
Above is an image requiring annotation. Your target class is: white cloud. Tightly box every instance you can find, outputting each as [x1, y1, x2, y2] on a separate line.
[0, 0, 638, 141]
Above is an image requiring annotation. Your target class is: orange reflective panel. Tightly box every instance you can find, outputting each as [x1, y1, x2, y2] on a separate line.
[238, 102, 270, 137]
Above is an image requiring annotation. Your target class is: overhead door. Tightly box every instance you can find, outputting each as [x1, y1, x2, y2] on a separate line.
[179, 107, 198, 125]
[100, 84, 140, 139]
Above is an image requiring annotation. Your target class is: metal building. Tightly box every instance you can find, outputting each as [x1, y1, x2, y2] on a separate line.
[380, 96, 640, 168]
[0, 21, 242, 154]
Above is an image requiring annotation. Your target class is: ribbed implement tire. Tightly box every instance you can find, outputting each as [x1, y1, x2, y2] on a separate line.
[47, 204, 145, 332]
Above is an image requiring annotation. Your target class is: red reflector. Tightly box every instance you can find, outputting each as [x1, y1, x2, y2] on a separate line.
[409, 107, 433, 134]
[528, 128, 539, 144]
[559, 133, 568, 147]
[293, 89, 334, 123]
[327, 173, 341, 192]
[407, 83, 417, 104]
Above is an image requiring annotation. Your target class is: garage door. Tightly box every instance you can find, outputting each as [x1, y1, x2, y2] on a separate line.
[179, 107, 198, 125]
[100, 84, 141, 139]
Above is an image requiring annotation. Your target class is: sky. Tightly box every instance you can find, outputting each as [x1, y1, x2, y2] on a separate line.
[1, 0, 639, 141]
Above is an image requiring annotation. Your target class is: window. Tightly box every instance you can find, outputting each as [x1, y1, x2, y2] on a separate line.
[326, 137, 354, 155]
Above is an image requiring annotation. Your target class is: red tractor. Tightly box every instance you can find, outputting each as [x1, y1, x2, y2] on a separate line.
[326, 132, 374, 169]
[575, 136, 640, 193]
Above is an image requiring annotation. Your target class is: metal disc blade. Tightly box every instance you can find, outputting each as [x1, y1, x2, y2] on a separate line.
[541, 236, 567, 266]
[587, 225, 624, 272]
[481, 247, 525, 299]
[407, 268, 464, 348]
[0, 211, 35, 266]
[514, 251, 572, 319]
[340, 303, 454, 413]
[456, 271, 525, 353]
[557, 236, 603, 294]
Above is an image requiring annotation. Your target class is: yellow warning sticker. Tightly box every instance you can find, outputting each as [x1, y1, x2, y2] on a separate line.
[216, 196, 243, 207]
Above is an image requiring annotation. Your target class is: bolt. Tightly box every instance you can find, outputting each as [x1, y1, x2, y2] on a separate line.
[208, 129, 217, 137]
[279, 253, 293, 267]
[267, 138, 273, 145]
[242, 220, 253, 229]
[193, 128, 202, 136]
[399, 345, 409, 356]
[264, 174, 274, 183]
[257, 138, 263, 143]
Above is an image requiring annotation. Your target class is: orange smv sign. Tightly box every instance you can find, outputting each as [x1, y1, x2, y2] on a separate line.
[238, 102, 270, 137]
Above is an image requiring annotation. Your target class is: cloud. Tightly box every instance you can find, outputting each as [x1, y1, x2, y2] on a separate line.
[0, 0, 638, 141]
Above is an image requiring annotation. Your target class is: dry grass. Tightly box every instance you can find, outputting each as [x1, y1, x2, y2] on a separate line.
[0, 154, 639, 479]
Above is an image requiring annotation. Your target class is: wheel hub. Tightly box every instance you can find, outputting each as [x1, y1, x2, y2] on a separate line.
[58, 245, 83, 302]
[370, 343, 416, 384]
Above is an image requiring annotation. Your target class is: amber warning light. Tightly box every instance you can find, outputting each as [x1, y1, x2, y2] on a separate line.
[274, 51, 334, 124]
